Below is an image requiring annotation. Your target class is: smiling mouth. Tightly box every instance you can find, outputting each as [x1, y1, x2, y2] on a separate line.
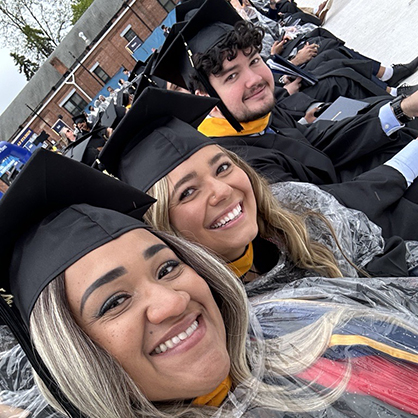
[244, 84, 266, 101]
[151, 320, 199, 355]
[210, 203, 242, 229]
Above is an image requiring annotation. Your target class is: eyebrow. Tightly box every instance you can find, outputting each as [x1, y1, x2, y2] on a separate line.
[170, 152, 226, 199]
[216, 49, 258, 78]
[80, 266, 127, 315]
[79, 244, 169, 315]
[209, 152, 225, 166]
[171, 172, 197, 200]
[216, 62, 240, 78]
[143, 243, 168, 260]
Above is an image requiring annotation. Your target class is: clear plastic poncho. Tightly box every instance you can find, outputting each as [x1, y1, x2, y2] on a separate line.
[0, 325, 64, 417]
[214, 275, 418, 417]
[1, 182, 418, 417]
[230, 0, 318, 59]
[245, 182, 418, 297]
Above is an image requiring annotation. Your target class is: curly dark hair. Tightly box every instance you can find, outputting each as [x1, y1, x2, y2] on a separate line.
[189, 20, 265, 92]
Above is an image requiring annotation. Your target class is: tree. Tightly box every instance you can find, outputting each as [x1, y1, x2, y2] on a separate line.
[71, 0, 95, 25]
[22, 25, 55, 59]
[0, 0, 73, 76]
[10, 51, 39, 80]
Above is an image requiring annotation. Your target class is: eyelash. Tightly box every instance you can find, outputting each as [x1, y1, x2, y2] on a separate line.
[178, 161, 232, 201]
[158, 259, 180, 279]
[179, 187, 195, 201]
[97, 260, 181, 317]
[225, 57, 259, 82]
[225, 73, 237, 82]
[98, 293, 130, 317]
[217, 161, 231, 174]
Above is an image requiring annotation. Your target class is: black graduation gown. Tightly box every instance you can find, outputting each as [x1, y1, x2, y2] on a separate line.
[213, 102, 418, 240]
[279, 28, 344, 60]
[271, 48, 389, 119]
[268, 0, 322, 26]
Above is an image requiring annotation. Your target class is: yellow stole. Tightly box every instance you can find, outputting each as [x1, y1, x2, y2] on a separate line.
[227, 242, 254, 277]
[192, 375, 232, 407]
[198, 113, 271, 137]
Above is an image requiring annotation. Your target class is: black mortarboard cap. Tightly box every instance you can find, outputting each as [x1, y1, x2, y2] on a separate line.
[128, 59, 146, 82]
[98, 86, 219, 192]
[116, 89, 130, 107]
[175, 0, 205, 22]
[152, 0, 244, 132]
[0, 148, 154, 417]
[62, 130, 104, 166]
[72, 113, 87, 124]
[100, 101, 127, 128]
[158, 21, 187, 60]
[130, 52, 167, 103]
[0, 148, 155, 325]
[153, 0, 241, 90]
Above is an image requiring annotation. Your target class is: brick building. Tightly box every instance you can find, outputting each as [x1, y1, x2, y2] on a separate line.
[0, 0, 175, 149]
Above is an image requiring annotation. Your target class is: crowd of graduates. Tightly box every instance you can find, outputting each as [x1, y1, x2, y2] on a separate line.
[2, 0, 418, 416]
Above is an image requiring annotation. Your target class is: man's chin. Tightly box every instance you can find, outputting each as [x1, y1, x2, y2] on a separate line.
[238, 97, 275, 123]
[239, 108, 273, 123]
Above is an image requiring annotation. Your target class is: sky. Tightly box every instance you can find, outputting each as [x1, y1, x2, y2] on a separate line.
[0, 47, 28, 116]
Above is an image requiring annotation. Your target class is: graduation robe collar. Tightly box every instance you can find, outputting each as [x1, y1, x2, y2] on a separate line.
[198, 113, 271, 137]
[192, 375, 232, 407]
[227, 242, 254, 278]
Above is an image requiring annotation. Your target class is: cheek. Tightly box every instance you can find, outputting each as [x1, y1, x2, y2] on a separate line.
[170, 205, 205, 234]
[235, 171, 255, 197]
[215, 83, 241, 106]
[264, 67, 274, 87]
[87, 320, 142, 361]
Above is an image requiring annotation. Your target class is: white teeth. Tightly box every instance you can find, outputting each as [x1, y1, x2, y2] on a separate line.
[210, 203, 242, 229]
[152, 320, 199, 355]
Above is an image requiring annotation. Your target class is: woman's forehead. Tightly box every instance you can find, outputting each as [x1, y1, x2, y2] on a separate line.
[172, 145, 226, 173]
[66, 229, 165, 273]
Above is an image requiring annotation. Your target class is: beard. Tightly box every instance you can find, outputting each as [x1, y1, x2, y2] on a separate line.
[236, 83, 275, 123]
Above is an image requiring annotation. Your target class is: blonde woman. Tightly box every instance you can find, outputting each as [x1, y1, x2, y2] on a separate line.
[99, 88, 418, 287]
[1, 149, 418, 418]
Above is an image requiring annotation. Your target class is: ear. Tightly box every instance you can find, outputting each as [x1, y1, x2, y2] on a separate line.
[195, 89, 210, 97]
[209, 105, 225, 119]
[195, 90, 225, 119]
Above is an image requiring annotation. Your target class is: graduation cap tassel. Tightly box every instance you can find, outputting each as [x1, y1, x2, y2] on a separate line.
[183, 38, 244, 132]
[144, 74, 158, 87]
[0, 298, 88, 418]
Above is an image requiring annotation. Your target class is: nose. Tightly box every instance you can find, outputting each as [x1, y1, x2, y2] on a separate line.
[244, 67, 263, 89]
[208, 178, 233, 206]
[146, 284, 190, 325]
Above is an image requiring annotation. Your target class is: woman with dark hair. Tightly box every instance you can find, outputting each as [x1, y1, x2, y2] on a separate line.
[2, 149, 418, 418]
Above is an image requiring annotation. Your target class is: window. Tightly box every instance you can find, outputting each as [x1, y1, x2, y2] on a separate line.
[62, 92, 88, 116]
[158, 0, 176, 12]
[92, 65, 111, 83]
[123, 27, 138, 42]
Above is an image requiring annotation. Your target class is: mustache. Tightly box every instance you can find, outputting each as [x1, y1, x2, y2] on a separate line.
[243, 82, 267, 100]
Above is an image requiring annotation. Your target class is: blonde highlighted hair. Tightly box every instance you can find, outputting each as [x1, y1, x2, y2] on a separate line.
[145, 146, 343, 278]
[29, 231, 411, 416]
[30, 231, 250, 418]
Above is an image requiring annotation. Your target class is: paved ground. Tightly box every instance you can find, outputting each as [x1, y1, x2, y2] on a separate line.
[299, 0, 418, 86]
